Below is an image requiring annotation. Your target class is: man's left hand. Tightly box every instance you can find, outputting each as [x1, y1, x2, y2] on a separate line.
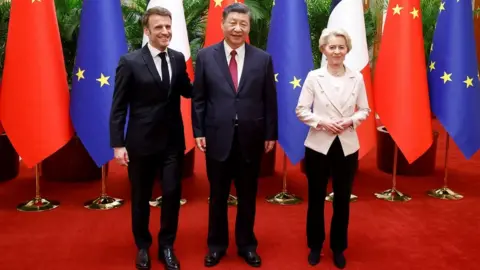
[264, 140, 275, 153]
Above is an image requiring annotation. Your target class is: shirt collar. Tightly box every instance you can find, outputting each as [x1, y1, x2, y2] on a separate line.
[148, 43, 168, 58]
[223, 40, 245, 58]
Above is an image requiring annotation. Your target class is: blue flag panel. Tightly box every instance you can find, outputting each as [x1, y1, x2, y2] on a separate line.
[428, 0, 480, 159]
[266, 0, 314, 164]
[70, 0, 128, 166]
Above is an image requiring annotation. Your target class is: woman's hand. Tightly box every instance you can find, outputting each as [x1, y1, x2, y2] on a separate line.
[318, 120, 344, 134]
[336, 118, 353, 129]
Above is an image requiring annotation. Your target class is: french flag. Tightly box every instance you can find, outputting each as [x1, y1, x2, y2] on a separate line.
[322, 0, 377, 159]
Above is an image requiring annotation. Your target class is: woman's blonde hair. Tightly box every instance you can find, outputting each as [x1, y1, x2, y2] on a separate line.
[318, 28, 352, 52]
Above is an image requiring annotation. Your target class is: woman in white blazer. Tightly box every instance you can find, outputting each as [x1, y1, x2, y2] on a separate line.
[296, 28, 370, 269]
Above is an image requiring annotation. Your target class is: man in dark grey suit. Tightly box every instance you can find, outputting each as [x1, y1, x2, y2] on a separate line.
[191, 3, 278, 268]
[110, 7, 192, 270]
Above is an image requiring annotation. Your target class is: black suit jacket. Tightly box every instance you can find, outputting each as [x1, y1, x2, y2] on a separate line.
[110, 45, 192, 156]
[192, 42, 278, 162]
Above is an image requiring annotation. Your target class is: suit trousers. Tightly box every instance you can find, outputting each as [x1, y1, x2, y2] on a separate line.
[127, 148, 183, 250]
[206, 126, 261, 253]
[304, 136, 358, 253]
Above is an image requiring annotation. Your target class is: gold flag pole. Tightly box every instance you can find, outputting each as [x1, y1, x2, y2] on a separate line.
[427, 134, 463, 200]
[84, 165, 124, 210]
[374, 144, 411, 201]
[266, 152, 302, 205]
[17, 164, 60, 212]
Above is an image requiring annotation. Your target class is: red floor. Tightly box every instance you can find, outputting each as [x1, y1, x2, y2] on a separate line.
[1, 122, 480, 269]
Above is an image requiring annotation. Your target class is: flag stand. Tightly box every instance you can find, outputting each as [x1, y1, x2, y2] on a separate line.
[325, 193, 358, 202]
[265, 153, 302, 205]
[374, 145, 411, 202]
[84, 165, 124, 210]
[207, 194, 238, 207]
[17, 164, 60, 212]
[427, 134, 463, 200]
[149, 196, 188, 207]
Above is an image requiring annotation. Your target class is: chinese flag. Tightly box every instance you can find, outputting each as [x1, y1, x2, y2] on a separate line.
[0, 0, 73, 167]
[373, 0, 433, 163]
[204, 0, 249, 46]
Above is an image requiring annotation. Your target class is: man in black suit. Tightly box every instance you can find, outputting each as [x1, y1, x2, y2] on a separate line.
[109, 7, 192, 270]
[192, 3, 278, 268]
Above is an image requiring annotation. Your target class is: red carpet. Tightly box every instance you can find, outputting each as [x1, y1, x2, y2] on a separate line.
[1, 122, 480, 269]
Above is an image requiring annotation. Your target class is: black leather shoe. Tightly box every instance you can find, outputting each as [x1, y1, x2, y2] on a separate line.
[238, 251, 261, 267]
[136, 249, 151, 270]
[158, 248, 180, 270]
[333, 252, 346, 269]
[204, 250, 226, 267]
[308, 249, 321, 266]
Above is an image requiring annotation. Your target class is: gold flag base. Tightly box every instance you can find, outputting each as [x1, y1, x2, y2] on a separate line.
[266, 191, 302, 205]
[227, 194, 238, 206]
[427, 187, 463, 200]
[84, 195, 124, 210]
[325, 192, 358, 202]
[207, 194, 238, 206]
[149, 196, 187, 207]
[374, 188, 411, 202]
[17, 197, 60, 212]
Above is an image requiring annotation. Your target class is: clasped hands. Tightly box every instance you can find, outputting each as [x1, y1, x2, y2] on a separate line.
[317, 118, 353, 134]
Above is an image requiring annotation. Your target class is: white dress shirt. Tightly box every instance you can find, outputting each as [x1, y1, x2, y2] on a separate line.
[296, 66, 370, 156]
[147, 43, 172, 82]
[223, 40, 245, 86]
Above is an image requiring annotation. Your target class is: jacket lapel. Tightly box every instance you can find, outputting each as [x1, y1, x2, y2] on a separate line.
[236, 44, 252, 94]
[316, 67, 343, 114]
[141, 45, 163, 90]
[214, 42, 236, 93]
[339, 68, 357, 111]
[167, 49, 177, 97]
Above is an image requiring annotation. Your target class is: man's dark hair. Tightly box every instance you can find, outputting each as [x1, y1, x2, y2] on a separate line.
[222, 3, 251, 21]
[142, 7, 172, 28]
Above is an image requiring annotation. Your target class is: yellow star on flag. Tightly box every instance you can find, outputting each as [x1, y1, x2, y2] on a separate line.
[290, 76, 301, 89]
[429, 61, 435, 72]
[274, 73, 279, 82]
[410, 7, 419, 18]
[439, 2, 446, 12]
[96, 73, 110, 87]
[214, 0, 223, 7]
[75, 67, 85, 81]
[440, 71, 452, 84]
[463, 76, 474, 88]
[392, 4, 403, 15]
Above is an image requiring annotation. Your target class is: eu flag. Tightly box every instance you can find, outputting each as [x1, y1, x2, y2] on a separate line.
[266, 0, 314, 164]
[428, 0, 480, 159]
[70, 0, 128, 167]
